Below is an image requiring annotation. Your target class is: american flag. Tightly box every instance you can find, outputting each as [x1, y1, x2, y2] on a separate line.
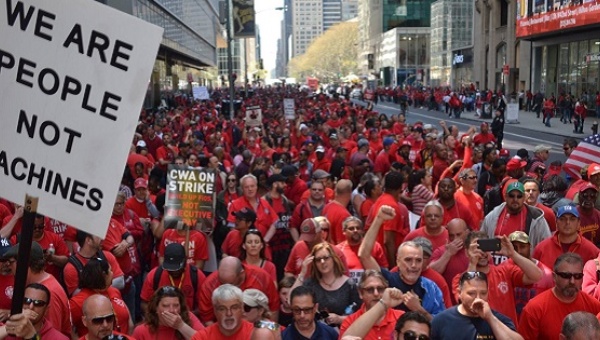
[564, 134, 600, 178]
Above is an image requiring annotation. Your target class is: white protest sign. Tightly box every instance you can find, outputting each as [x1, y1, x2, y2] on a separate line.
[0, 0, 163, 238]
[506, 103, 519, 123]
[193, 86, 210, 100]
[283, 98, 295, 120]
[245, 106, 263, 127]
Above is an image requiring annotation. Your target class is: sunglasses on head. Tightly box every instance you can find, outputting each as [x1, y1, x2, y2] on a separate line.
[554, 271, 584, 280]
[23, 297, 47, 307]
[254, 320, 280, 331]
[90, 314, 115, 325]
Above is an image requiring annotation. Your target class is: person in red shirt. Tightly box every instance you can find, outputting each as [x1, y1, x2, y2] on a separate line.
[322, 179, 353, 244]
[226, 174, 278, 242]
[15, 283, 69, 340]
[431, 144, 450, 188]
[523, 178, 556, 232]
[406, 201, 449, 251]
[519, 253, 600, 339]
[313, 146, 332, 172]
[577, 183, 600, 247]
[533, 205, 600, 269]
[79, 294, 135, 340]
[0, 238, 14, 319]
[156, 132, 178, 173]
[374, 138, 395, 177]
[132, 285, 204, 340]
[455, 169, 484, 230]
[125, 178, 160, 227]
[364, 171, 410, 266]
[26, 214, 70, 281]
[192, 284, 254, 339]
[158, 226, 208, 270]
[435, 178, 477, 231]
[282, 165, 308, 206]
[198, 257, 279, 324]
[473, 122, 496, 146]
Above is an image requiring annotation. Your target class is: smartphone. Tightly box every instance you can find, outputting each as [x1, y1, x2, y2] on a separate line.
[477, 238, 501, 252]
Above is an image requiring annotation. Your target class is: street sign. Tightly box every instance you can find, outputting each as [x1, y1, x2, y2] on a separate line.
[0, 0, 163, 238]
[503, 64, 510, 75]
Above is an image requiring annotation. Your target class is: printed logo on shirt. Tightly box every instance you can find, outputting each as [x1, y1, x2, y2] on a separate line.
[5, 286, 13, 299]
[497, 281, 509, 294]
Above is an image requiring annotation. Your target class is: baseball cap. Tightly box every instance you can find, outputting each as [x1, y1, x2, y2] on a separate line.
[517, 148, 529, 159]
[281, 165, 298, 178]
[162, 243, 186, 272]
[423, 124, 433, 130]
[557, 205, 580, 219]
[506, 158, 527, 171]
[243, 289, 270, 310]
[401, 140, 412, 148]
[233, 207, 257, 222]
[383, 137, 395, 147]
[136, 140, 147, 148]
[579, 183, 599, 193]
[3, 242, 44, 262]
[412, 237, 433, 256]
[134, 178, 148, 189]
[505, 181, 525, 195]
[508, 231, 530, 244]
[499, 149, 510, 158]
[329, 133, 339, 140]
[312, 169, 331, 180]
[588, 163, 600, 178]
[358, 139, 370, 148]
[0, 238, 11, 258]
[299, 218, 322, 242]
[315, 146, 326, 153]
[533, 144, 551, 153]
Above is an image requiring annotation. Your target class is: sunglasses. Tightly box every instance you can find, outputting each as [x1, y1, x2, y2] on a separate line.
[23, 297, 47, 307]
[90, 314, 115, 325]
[227, 178, 237, 182]
[254, 320, 280, 331]
[462, 175, 477, 180]
[244, 304, 258, 313]
[314, 255, 332, 262]
[361, 286, 386, 294]
[291, 306, 315, 315]
[554, 271, 584, 280]
[459, 271, 488, 285]
[507, 194, 524, 199]
[400, 331, 430, 340]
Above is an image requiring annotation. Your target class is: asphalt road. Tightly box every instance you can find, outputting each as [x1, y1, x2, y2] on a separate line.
[367, 101, 568, 167]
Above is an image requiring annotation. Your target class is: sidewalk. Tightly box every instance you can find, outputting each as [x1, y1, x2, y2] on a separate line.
[374, 100, 595, 139]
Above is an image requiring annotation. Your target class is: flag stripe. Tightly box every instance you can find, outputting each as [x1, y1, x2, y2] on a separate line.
[565, 135, 600, 179]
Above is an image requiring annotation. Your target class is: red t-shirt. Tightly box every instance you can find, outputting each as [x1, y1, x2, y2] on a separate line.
[519, 288, 600, 339]
[494, 208, 528, 237]
[191, 320, 254, 340]
[336, 240, 388, 283]
[364, 193, 410, 255]
[535, 202, 556, 232]
[1, 215, 21, 236]
[404, 228, 449, 251]
[31, 231, 70, 280]
[322, 201, 352, 245]
[533, 233, 600, 269]
[125, 197, 152, 219]
[430, 246, 469, 301]
[226, 196, 278, 236]
[284, 178, 308, 206]
[0, 274, 13, 310]
[340, 305, 404, 340]
[102, 219, 135, 276]
[40, 275, 72, 337]
[62, 251, 124, 296]
[132, 312, 204, 339]
[140, 265, 206, 311]
[70, 287, 130, 337]
[158, 229, 209, 265]
[454, 189, 484, 230]
[198, 264, 279, 323]
[221, 229, 272, 260]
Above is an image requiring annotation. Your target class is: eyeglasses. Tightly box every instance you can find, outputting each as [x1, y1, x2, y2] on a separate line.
[90, 314, 115, 325]
[462, 175, 477, 180]
[554, 271, 584, 280]
[227, 178, 237, 182]
[244, 304, 258, 313]
[291, 306, 315, 315]
[254, 320, 280, 331]
[507, 194, 524, 199]
[361, 286, 386, 294]
[23, 297, 48, 307]
[314, 255, 332, 262]
[215, 304, 242, 314]
[400, 331, 430, 340]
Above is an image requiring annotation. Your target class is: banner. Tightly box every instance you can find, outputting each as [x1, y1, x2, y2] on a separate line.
[0, 0, 162, 238]
[245, 105, 262, 127]
[232, 0, 255, 38]
[516, 1, 600, 38]
[165, 166, 217, 233]
[283, 98, 295, 120]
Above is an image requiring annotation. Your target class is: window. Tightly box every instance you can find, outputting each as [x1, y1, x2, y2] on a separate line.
[500, 0, 508, 27]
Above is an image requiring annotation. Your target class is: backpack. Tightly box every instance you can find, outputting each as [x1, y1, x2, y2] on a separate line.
[483, 178, 511, 215]
[60, 250, 108, 297]
[152, 265, 199, 310]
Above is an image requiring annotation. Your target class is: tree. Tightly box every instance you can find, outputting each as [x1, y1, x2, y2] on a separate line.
[288, 20, 359, 83]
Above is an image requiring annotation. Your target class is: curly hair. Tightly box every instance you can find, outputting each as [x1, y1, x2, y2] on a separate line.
[145, 286, 191, 339]
[309, 242, 345, 282]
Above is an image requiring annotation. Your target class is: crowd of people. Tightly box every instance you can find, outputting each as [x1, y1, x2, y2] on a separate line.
[1, 84, 600, 339]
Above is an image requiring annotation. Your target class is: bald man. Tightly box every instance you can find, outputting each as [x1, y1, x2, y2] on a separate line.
[199, 257, 279, 324]
[82, 294, 133, 340]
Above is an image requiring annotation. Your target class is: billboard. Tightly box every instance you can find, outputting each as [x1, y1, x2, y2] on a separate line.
[517, 1, 600, 38]
[232, 0, 255, 38]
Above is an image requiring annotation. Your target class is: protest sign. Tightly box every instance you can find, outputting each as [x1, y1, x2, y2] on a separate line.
[193, 86, 210, 100]
[245, 105, 262, 127]
[0, 0, 163, 238]
[283, 98, 295, 120]
[164, 166, 217, 233]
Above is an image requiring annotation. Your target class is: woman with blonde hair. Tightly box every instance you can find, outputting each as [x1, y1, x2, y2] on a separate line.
[291, 242, 360, 327]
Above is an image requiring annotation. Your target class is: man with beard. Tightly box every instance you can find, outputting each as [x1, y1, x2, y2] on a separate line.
[281, 286, 338, 340]
[481, 181, 551, 264]
[435, 179, 477, 230]
[519, 253, 600, 339]
[192, 284, 254, 339]
[263, 174, 294, 281]
[576, 183, 600, 247]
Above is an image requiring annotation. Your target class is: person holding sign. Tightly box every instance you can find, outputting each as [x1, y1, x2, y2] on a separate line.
[159, 224, 208, 270]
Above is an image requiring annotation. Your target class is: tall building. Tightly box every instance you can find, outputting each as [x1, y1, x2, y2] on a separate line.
[358, 0, 436, 86]
[430, 0, 474, 87]
[323, 0, 342, 30]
